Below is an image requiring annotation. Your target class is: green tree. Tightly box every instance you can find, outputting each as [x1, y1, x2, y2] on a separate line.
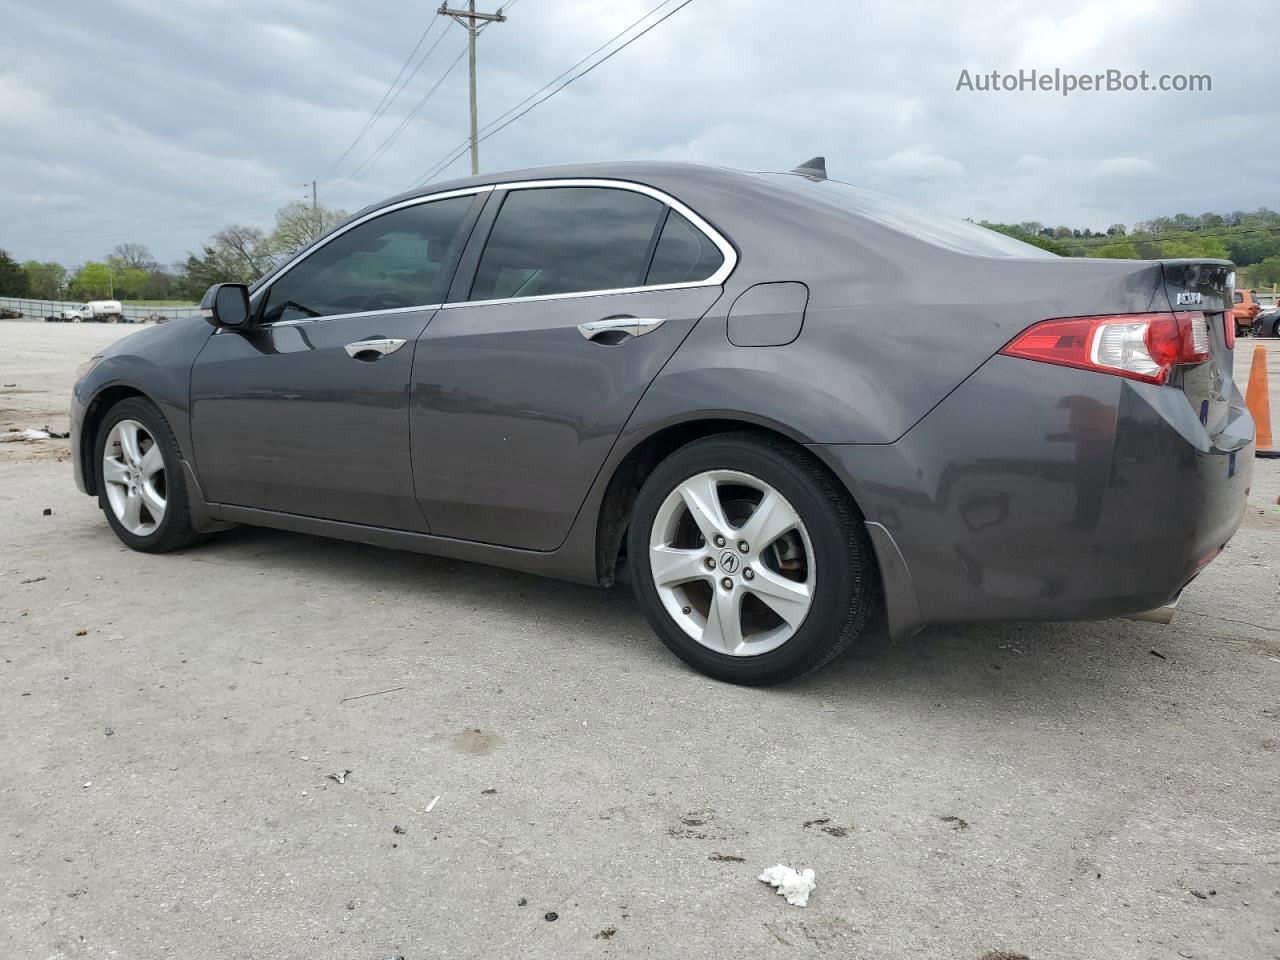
[1093, 241, 1140, 259]
[69, 262, 115, 299]
[1247, 255, 1280, 287]
[268, 200, 349, 258]
[21, 261, 67, 300]
[0, 249, 30, 296]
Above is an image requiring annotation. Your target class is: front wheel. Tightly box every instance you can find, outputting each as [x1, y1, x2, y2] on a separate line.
[628, 433, 880, 685]
[94, 397, 202, 552]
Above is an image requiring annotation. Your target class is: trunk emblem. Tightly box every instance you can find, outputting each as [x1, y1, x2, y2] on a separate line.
[1176, 291, 1204, 305]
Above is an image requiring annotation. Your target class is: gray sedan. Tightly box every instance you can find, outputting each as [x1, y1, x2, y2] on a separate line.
[69, 159, 1254, 684]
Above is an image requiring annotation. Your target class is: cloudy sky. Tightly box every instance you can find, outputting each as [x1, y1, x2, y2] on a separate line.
[1, 0, 1276, 268]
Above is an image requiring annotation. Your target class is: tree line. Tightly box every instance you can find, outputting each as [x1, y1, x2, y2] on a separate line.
[3, 200, 1279, 303]
[0, 199, 348, 303]
[978, 206, 1280, 287]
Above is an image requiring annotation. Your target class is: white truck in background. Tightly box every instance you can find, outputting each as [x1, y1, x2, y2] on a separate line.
[48, 301, 126, 323]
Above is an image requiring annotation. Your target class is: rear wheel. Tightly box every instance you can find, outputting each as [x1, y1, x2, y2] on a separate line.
[629, 433, 879, 685]
[94, 397, 202, 553]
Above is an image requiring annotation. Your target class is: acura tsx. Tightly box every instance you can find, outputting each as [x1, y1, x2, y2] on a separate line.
[70, 159, 1255, 684]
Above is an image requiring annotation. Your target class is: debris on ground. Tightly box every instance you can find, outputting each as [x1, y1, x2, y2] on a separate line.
[1150, 649, 1168, 660]
[594, 927, 618, 940]
[392, 825, 406, 835]
[481, 787, 497, 794]
[20, 576, 46, 584]
[802, 817, 850, 837]
[544, 911, 558, 921]
[517, 897, 527, 906]
[979, 952, 1030, 960]
[425, 795, 440, 813]
[709, 853, 746, 862]
[758, 864, 816, 907]
[1, 428, 52, 442]
[339, 685, 405, 703]
[74, 629, 87, 637]
[939, 815, 969, 830]
[42, 508, 52, 516]
[104, 727, 113, 737]
[802, 818, 830, 828]
[326, 769, 351, 784]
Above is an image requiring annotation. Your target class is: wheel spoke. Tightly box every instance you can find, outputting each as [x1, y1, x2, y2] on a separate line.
[745, 567, 812, 628]
[117, 423, 143, 465]
[650, 545, 708, 587]
[702, 586, 744, 654]
[140, 482, 166, 523]
[677, 474, 730, 545]
[738, 489, 799, 551]
[102, 457, 130, 487]
[139, 442, 164, 479]
[122, 490, 144, 530]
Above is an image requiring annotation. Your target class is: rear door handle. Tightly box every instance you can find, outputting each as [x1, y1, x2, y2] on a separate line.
[344, 338, 406, 359]
[576, 317, 666, 341]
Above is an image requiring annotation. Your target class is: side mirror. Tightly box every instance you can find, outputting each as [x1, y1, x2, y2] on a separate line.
[200, 283, 252, 329]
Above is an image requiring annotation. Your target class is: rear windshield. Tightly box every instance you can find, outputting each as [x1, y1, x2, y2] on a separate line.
[759, 173, 1056, 259]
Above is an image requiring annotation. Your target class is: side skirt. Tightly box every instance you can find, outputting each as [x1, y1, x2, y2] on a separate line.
[206, 501, 602, 586]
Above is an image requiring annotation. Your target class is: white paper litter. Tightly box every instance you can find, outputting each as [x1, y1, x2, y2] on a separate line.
[758, 864, 816, 907]
[1, 428, 51, 442]
[425, 795, 440, 813]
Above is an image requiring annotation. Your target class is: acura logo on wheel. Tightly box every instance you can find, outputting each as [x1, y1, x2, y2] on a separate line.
[719, 551, 740, 574]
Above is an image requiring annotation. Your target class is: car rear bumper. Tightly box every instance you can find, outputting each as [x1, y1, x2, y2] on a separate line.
[816, 354, 1254, 636]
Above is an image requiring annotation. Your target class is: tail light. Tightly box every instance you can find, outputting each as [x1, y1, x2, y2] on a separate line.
[1222, 311, 1236, 350]
[999, 311, 1209, 385]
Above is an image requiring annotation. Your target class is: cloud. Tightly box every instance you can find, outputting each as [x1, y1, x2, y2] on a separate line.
[1094, 156, 1162, 177]
[873, 145, 965, 181]
[0, 0, 1276, 267]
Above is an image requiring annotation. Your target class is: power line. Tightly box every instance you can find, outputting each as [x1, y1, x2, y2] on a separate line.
[410, 0, 697, 188]
[331, 43, 470, 203]
[411, 0, 680, 188]
[319, 17, 452, 183]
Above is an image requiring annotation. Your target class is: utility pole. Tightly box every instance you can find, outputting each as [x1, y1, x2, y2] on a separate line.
[438, 1, 506, 175]
[310, 180, 319, 236]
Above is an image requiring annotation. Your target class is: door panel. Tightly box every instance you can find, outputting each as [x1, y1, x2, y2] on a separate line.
[411, 286, 721, 550]
[191, 312, 433, 530]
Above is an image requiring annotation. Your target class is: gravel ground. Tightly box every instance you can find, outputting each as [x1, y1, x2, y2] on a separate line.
[2, 320, 1278, 960]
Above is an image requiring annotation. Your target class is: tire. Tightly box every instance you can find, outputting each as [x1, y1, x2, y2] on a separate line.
[628, 432, 880, 685]
[93, 396, 202, 553]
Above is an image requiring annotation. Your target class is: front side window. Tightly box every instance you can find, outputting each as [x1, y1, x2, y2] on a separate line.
[646, 210, 724, 285]
[469, 187, 664, 301]
[261, 196, 472, 324]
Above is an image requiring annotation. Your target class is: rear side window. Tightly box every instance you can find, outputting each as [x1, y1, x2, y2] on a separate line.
[261, 196, 471, 324]
[1233, 292, 1244, 303]
[646, 211, 724, 285]
[469, 187, 664, 301]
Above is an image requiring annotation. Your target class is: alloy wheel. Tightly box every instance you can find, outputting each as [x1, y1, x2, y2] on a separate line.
[102, 418, 167, 536]
[649, 469, 815, 657]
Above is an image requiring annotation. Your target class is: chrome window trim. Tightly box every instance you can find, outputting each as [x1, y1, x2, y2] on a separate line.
[445, 177, 736, 309]
[250, 185, 494, 326]
[253, 176, 737, 326]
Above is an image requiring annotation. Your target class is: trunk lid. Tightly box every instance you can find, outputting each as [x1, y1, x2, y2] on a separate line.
[1159, 259, 1235, 439]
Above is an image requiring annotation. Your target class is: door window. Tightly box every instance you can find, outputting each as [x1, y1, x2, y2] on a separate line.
[261, 196, 472, 324]
[469, 186, 664, 301]
[645, 210, 725, 285]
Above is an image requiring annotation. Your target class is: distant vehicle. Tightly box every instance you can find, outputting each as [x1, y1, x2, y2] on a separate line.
[1255, 293, 1277, 310]
[69, 159, 1255, 684]
[0, 307, 21, 320]
[47, 301, 126, 323]
[1232, 289, 1261, 337]
[1255, 305, 1280, 339]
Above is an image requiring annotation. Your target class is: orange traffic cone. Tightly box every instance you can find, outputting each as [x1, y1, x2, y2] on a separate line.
[1245, 344, 1276, 458]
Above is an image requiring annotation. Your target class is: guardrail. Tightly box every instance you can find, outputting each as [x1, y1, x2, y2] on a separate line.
[0, 296, 202, 323]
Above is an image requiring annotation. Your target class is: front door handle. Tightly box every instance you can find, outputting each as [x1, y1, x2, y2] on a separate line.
[576, 317, 666, 341]
[344, 338, 406, 359]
